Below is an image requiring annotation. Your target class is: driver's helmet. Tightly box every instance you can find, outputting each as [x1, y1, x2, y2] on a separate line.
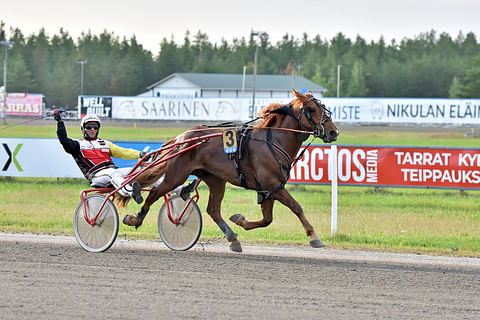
[80, 114, 101, 140]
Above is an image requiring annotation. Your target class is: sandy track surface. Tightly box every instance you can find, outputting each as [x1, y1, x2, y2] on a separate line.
[1, 233, 479, 319]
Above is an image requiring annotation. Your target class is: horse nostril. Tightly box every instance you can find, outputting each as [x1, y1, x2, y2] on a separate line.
[329, 130, 339, 138]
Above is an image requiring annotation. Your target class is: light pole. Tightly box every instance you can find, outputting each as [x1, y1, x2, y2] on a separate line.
[0, 40, 14, 124]
[290, 60, 296, 89]
[77, 59, 87, 95]
[242, 65, 247, 94]
[251, 31, 268, 119]
[337, 64, 342, 98]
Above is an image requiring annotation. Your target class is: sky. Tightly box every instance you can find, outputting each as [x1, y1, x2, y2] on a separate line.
[2, 0, 479, 53]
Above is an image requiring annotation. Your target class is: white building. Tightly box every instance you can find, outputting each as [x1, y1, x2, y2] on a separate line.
[139, 73, 327, 99]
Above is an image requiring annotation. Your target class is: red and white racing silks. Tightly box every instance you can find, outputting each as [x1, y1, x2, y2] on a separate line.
[78, 139, 112, 166]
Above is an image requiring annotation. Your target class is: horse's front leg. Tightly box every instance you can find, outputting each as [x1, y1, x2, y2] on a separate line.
[273, 189, 324, 248]
[122, 186, 164, 229]
[230, 198, 274, 230]
[229, 190, 324, 247]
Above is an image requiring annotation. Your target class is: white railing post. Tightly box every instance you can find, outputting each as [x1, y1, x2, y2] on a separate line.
[330, 145, 338, 236]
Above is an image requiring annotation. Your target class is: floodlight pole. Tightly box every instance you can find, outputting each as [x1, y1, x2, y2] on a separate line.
[252, 44, 258, 118]
[337, 64, 342, 98]
[251, 31, 268, 119]
[0, 40, 14, 124]
[77, 59, 88, 95]
[291, 60, 296, 89]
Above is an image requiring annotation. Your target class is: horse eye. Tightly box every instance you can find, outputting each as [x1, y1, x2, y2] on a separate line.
[307, 106, 315, 113]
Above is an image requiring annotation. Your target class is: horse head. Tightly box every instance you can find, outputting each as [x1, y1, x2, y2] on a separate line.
[292, 89, 339, 143]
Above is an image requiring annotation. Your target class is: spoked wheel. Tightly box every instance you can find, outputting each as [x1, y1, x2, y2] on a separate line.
[158, 195, 202, 251]
[73, 194, 119, 252]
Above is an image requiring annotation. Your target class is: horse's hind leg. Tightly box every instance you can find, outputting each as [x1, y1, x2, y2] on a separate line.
[202, 176, 242, 252]
[123, 172, 190, 228]
[122, 185, 164, 228]
[274, 189, 324, 248]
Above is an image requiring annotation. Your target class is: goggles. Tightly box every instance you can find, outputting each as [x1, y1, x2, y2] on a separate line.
[84, 124, 99, 130]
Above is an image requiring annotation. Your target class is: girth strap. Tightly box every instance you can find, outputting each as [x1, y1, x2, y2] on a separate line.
[229, 128, 293, 204]
[265, 129, 291, 182]
[255, 180, 285, 204]
[230, 127, 251, 189]
[253, 129, 290, 204]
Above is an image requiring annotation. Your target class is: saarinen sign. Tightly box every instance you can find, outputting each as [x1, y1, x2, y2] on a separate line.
[111, 97, 248, 121]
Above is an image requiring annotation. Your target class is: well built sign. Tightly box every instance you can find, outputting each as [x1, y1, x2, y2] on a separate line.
[2, 137, 480, 190]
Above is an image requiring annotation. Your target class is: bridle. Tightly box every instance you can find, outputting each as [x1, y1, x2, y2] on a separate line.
[297, 97, 333, 139]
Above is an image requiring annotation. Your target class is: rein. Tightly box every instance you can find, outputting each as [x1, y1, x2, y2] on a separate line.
[180, 98, 331, 204]
[186, 123, 314, 136]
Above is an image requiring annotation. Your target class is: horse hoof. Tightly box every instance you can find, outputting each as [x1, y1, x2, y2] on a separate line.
[310, 239, 325, 248]
[229, 214, 244, 224]
[229, 239, 242, 253]
[225, 230, 238, 242]
[122, 215, 142, 228]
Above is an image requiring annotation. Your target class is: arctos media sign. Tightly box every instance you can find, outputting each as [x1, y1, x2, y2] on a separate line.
[290, 145, 480, 189]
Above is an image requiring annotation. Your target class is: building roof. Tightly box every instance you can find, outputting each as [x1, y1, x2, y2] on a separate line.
[147, 73, 327, 92]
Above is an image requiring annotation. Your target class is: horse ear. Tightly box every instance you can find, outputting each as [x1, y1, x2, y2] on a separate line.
[292, 88, 301, 97]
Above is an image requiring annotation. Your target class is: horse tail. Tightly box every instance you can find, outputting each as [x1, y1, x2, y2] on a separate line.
[115, 195, 130, 208]
[136, 159, 167, 186]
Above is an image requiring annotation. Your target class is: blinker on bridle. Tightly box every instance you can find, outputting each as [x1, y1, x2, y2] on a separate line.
[265, 98, 332, 139]
[298, 97, 332, 138]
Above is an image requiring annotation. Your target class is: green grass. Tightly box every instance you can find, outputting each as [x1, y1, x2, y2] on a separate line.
[1, 122, 480, 256]
[1, 177, 479, 257]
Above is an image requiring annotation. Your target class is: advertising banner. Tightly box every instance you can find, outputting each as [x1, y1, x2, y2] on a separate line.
[0, 93, 43, 116]
[0, 138, 83, 178]
[79, 95, 480, 126]
[321, 97, 480, 125]
[290, 145, 480, 189]
[111, 97, 250, 121]
[0, 138, 163, 179]
[3, 137, 480, 190]
[78, 96, 113, 118]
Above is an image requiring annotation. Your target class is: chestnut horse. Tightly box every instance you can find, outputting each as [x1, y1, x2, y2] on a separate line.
[123, 89, 339, 252]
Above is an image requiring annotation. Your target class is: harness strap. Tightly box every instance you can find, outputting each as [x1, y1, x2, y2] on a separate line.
[252, 129, 290, 204]
[255, 179, 285, 204]
[227, 101, 325, 204]
[265, 129, 291, 183]
[231, 155, 248, 188]
[290, 138, 314, 172]
[230, 127, 251, 189]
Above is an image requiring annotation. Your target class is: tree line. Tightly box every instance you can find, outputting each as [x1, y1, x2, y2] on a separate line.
[1, 21, 479, 109]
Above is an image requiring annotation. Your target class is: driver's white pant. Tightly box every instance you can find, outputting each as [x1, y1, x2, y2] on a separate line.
[110, 167, 138, 197]
[91, 168, 117, 186]
[92, 167, 182, 198]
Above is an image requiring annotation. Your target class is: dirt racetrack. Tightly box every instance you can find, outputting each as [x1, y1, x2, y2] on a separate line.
[1, 233, 479, 320]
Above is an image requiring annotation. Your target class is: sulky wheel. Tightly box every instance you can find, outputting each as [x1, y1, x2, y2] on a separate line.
[158, 195, 202, 251]
[73, 194, 119, 252]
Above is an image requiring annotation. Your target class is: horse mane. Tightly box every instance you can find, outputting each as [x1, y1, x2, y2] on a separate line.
[254, 90, 313, 128]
